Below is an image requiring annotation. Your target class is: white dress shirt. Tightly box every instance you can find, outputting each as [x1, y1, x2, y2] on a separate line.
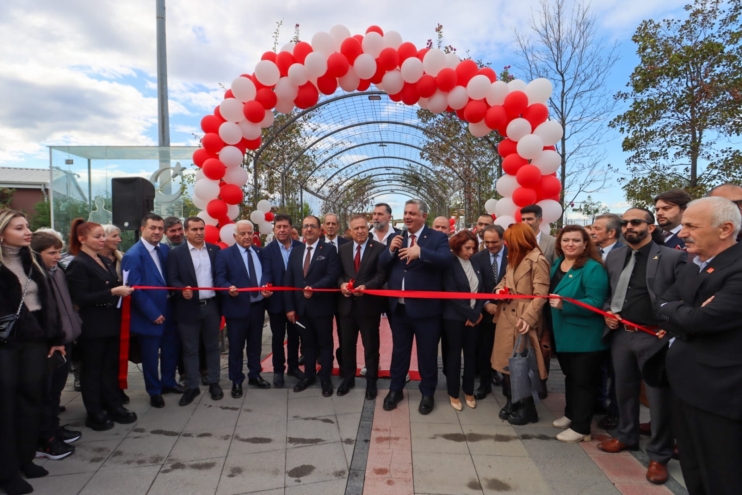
[324, 236, 340, 251]
[664, 224, 682, 242]
[187, 241, 215, 300]
[238, 244, 263, 301]
[373, 227, 394, 245]
[599, 240, 619, 261]
[353, 240, 368, 263]
[399, 226, 424, 303]
[143, 239, 164, 278]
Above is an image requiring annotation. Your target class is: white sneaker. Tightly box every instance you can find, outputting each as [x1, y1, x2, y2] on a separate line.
[552, 416, 572, 429]
[405, 373, 411, 382]
[556, 428, 591, 443]
[360, 367, 367, 376]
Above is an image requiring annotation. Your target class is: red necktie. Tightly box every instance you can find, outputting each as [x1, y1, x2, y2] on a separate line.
[409, 234, 416, 247]
[303, 247, 312, 278]
[354, 245, 361, 272]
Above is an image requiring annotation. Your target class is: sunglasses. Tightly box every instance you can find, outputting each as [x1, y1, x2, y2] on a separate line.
[620, 219, 650, 227]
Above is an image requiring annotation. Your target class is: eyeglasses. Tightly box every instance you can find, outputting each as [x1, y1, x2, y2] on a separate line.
[620, 219, 650, 227]
[302, 224, 318, 229]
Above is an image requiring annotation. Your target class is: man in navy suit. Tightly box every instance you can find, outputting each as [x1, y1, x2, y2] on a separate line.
[321, 213, 349, 369]
[261, 214, 305, 388]
[378, 199, 452, 415]
[215, 220, 273, 399]
[284, 215, 340, 397]
[167, 217, 223, 406]
[121, 213, 184, 408]
[655, 189, 692, 250]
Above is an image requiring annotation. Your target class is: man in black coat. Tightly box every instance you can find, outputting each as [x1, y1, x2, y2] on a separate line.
[656, 197, 742, 495]
[337, 214, 388, 399]
[322, 213, 350, 369]
[167, 217, 223, 405]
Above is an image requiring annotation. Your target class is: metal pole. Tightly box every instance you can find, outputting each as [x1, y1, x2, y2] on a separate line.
[48, 147, 54, 230]
[156, 0, 170, 148]
[87, 159, 93, 212]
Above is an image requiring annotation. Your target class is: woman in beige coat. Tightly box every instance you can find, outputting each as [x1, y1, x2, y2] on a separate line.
[491, 223, 550, 425]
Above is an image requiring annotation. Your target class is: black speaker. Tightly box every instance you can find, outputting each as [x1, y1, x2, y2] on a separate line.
[112, 177, 155, 230]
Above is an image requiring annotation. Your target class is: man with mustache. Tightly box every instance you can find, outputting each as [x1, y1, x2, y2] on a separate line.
[655, 189, 692, 250]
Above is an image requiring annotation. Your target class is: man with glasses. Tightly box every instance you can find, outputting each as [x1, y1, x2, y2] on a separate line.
[597, 208, 686, 485]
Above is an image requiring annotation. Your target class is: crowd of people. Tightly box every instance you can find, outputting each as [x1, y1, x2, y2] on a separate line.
[1, 183, 741, 495]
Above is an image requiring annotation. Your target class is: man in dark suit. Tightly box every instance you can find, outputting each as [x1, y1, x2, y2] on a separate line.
[215, 220, 272, 399]
[378, 199, 452, 415]
[261, 214, 305, 388]
[597, 208, 686, 485]
[167, 217, 223, 406]
[284, 215, 340, 397]
[322, 213, 349, 369]
[655, 189, 692, 250]
[656, 197, 742, 495]
[121, 213, 184, 408]
[471, 225, 507, 400]
[521, 204, 556, 264]
[708, 183, 742, 241]
[474, 214, 494, 252]
[337, 214, 388, 399]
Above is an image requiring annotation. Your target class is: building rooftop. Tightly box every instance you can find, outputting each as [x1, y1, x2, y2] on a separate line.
[0, 166, 51, 188]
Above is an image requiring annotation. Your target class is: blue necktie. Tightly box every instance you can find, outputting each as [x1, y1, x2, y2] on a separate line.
[246, 248, 259, 301]
[154, 244, 165, 278]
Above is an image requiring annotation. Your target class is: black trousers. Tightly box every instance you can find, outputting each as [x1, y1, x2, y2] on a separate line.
[443, 319, 479, 398]
[177, 300, 221, 389]
[80, 336, 123, 416]
[556, 350, 605, 435]
[268, 311, 300, 373]
[39, 342, 72, 439]
[296, 315, 334, 381]
[476, 317, 495, 389]
[0, 341, 48, 482]
[673, 394, 742, 495]
[339, 311, 381, 383]
[388, 304, 441, 396]
[226, 301, 265, 384]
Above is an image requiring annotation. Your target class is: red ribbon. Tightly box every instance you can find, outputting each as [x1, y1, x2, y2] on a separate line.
[119, 295, 132, 389]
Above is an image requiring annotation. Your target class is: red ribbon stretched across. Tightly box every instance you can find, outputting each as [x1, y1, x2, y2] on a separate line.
[118, 295, 132, 389]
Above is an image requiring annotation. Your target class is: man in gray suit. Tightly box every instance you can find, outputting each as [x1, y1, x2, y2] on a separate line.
[520, 204, 556, 265]
[597, 208, 686, 485]
[592, 213, 624, 261]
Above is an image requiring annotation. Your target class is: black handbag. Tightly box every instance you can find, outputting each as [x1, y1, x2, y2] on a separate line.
[0, 266, 33, 343]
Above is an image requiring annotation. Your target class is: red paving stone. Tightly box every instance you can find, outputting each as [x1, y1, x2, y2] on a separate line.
[614, 483, 674, 495]
[589, 453, 651, 483]
[363, 477, 414, 495]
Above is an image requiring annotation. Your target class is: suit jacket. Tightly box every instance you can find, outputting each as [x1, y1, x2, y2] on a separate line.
[657, 242, 742, 420]
[663, 234, 685, 250]
[121, 240, 172, 337]
[66, 251, 122, 339]
[261, 238, 302, 314]
[442, 256, 486, 323]
[322, 236, 350, 248]
[215, 243, 269, 319]
[377, 226, 452, 318]
[337, 238, 387, 317]
[539, 233, 557, 265]
[471, 246, 508, 294]
[284, 240, 340, 318]
[167, 242, 221, 323]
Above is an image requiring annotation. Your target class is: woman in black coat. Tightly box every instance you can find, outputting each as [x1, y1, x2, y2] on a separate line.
[65, 219, 135, 431]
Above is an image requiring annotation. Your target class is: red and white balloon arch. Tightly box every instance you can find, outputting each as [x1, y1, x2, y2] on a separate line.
[191, 24, 564, 246]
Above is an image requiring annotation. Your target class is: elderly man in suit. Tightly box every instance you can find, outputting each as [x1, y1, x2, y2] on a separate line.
[521, 205, 556, 265]
[285, 215, 340, 397]
[215, 220, 272, 400]
[471, 225, 507, 400]
[598, 208, 686, 485]
[592, 213, 624, 261]
[321, 213, 349, 370]
[379, 199, 452, 415]
[707, 183, 742, 241]
[121, 213, 184, 408]
[167, 217, 223, 406]
[337, 214, 388, 399]
[656, 197, 742, 495]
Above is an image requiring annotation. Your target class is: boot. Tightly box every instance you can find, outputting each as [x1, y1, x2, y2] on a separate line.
[507, 398, 539, 425]
[499, 396, 513, 420]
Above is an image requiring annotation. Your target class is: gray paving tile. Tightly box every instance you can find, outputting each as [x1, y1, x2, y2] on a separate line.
[530, 455, 611, 485]
[238, 394, 288, 426]
[80, 464, 160, 495]
[408, 391, 460, 424]
[44, 439, 120, 476]
[412, 452, 480, 495]
[229, 420, 288, 456]
[330, 387, 366, 415]
[288, 394, 337, 419]
[287, 414, 342, 449]
[132, 409, 194, 433]
[285, 478, 346, 495]
[149, 457, 225, 495]
[185, 400, 242, 432]
[101, 433, 178, 469]
[218, 450, 285, 495]
[167, 426, 235, 463]
[515, 425, 591, 458]
[26, 472, 93, 494]
[549, 481, 622, 495]
[460, 423, 529, 457]
[410, 422, 469, 454]
[455, 396, 503, 426]
[472, 455, 551, 494]
[285, 442, 349, 486]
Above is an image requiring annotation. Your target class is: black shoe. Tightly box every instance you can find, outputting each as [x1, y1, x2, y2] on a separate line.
[365, 383, 378, 400]
[273, 373, 285, 388]
[86, 412, 114, 431]
[162, 384, 187, 394]
[474, 387, 491, 400]
[179, 388, 201, 406]
[59, 405, 66, 413]
[21, 462, 49, 479]
[209, 383, 224, 400]
[231, 383, 243, 399]
[35, 437, 74, 460]
[109, 407, 137, 424]
[201, 372, 209, 386]
[2, 472, 33, 495]
[150, 394, 165, 408]
[498, 397, 514, 420]
[507, 400, 538, 425]
[248, 376, 271, 389]
[287, 367, 305, 380]
[419, 395, 435, 415]
[321, 379, 334, 397]
[58, 425, 81, 444]
[492, 371, 503, 386]
[293, 377, 317, 393]
[383, 390, 403, 411]
[298, 355, 305, 366]
[120, 390, 130, 404]
[74, 377, 82, 392]
[336, 379, 355, 396]
[598, 413, 619, 430]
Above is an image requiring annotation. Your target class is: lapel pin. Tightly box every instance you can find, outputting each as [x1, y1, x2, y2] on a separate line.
[568, 274, 573, 278]
[707, 267, 715, 273]
[653, 256, 659, 260]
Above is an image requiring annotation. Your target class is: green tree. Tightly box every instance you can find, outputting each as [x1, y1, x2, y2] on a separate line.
[571, 195, 609, 223]
[0, 188, 16, 209]
[612, 0, 742, 204]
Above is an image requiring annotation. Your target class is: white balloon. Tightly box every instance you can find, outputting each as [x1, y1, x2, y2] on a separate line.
[447, 86, 469, 110]
[219, 98, 244, 123]
[467, 75, 491, 100]
[537, 199, 562, 223]
[354, 53, 377, 80]
[374, 81, 384, 91]
[231, 77, 256, 103]
[275, 97, 295, 114]
[428, 90, 448, 113]
[382, 30, 403, 49]
[191, 194, 208, 210]
[223, 166, 248, 186]
[193, 179, 220, 201]
[311, 31, 336, 56]
[238, 120, 262, 140]
[362, 32, 384, 58]
[445, 52, 460, 69]
[484, 198, 498, 214]
[218, 122, 242, 145]
[259, 221, 273, 233]
[254, 60, 280, 86]
[338, 67, 360, 92]
[330, 24, 352, 50]
[197, 210, 218, 226]
[280, 42, 294, 53]
[418, 97, 429, 110]
[508, 79, 527, 92]
[220, 224, 237, 245]
[194, 169, 205, 182]
[540, 222, 552, 235]
[304, 52, 328, 78]
[469, 121, 491, 137]
[506, 118, 532, 142]
[525, 78, 553, 104]
[534, 120, 563, 146]
[274, 77, 298, 100]
[532, 150, 561, 175]
[227, 204, 240, 220]
[486, 81, 509, 106]
[260, 110, 274, 128]
[219, 146, 243, 168]
[401, 57, 424, 83]
[287, 63, 309, 86]
[495, 175, 519, 197]
[495, 196, 518, 216]
[257, 199, 272, 213]
[381, 70, 404, 94]
[517, 134, 545, 159]
[423, 49, 446, 76]
[250, 210, 264, 224]
[494, 215, 516, 229]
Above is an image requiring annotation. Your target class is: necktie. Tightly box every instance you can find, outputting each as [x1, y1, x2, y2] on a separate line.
[409, 234, 416, 247]
[246, 248, 259, 301]
[153, 244, 164, 277]
[303, 247, 313, 278]
[599, 247, 605, 258]
[610, 250, 637, 313]
[492, 254, 499, 283]
[354, 245, 361, 272]
[663, 230, 673, 239]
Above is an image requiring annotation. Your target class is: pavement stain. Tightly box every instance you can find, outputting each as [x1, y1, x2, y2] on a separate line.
[161, 461, 216, 474]
[150, 429, 180, 437]
[430, 433, 466, 442]
[293, 415, 335, 424]
[519, 433, 554, 441]
[343, 438, 355, 445]
[333, 469, 346, 478]
[219, 406, 239, 411]
[467, 479, 483, 490]
[227, 466, 243, 478]
[287, 437, 325, 445]
[373, 468, 389, 475]
[287, 464, 315, 478]
[234, 435, 273, 444]
[375, 436, 401, 443]
[484, 477, 512, 491]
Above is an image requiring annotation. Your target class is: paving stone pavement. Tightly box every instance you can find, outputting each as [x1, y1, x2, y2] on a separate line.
[27, 321, 689, 495]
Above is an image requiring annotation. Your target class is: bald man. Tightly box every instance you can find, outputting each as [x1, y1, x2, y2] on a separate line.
[432, 216, 450, 234]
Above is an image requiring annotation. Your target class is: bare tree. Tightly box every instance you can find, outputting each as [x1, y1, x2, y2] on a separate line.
[514, 0, 618, 225]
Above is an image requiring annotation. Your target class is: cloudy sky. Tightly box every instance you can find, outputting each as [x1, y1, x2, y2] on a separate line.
[0, 0, 692, 216]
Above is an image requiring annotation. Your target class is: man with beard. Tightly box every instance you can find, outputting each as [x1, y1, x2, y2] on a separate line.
[371, 203, 400, 245]
[474, 214, 494, 251]
[163, 217, 185, 249]
[597, 208, 686, 485]
[654, 189, 692, 249]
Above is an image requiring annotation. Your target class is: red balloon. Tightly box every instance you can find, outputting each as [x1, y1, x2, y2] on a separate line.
[204, 225, 220, 244]
[261, 51, 277, 62]
[522, 103, 549, 128]
[502, 154, 528, 175]
[455, 108, 467, 121]
[479, 67, 497, 83]
[235, 139, 248, 154]
[352, 34, 364, 44]
[513, 210, 522, 222]
[213, 105, 223, 120]
[503, 91, 529, 118]
[491, 213, 497, 220]
[202, 133, 225, 154]
[498, 138, 518, 158]
[512, 187, 538, 207]
[244, 137, 261, 151]
[464, 100, 487, 123]
[276, 51, 296, 77]
[243, 100, 265, 123]
[366, 25, 384, 36]
[416, 75, 437, 98]
[455, 60, 478, 86]
[326, 53, 350, 78]
[539, 175, 562, 197]
[400, 82, 419, 105]
[377, 48, 399, 71]
[201, 114, 222, 134]
[417, 48, 429, 61]
[370, 63, 385, 84]
[449, 218, 456, 225]
[317, 74, 338, 95]
[484, 105, 508, 131]
[255, 88, 277, 109]
[193, 148, 216, 168]
[220, 184, 244, 205]
[224, 89, 234, 99]
[357, 79, 371, 91]
[340, 37, 363, 64]
[388, 92, 403, 102]
[216, 241, 229, 249]
[207, 199, 228, 219]
[295, 82, 319, 109]
[252, 233, 262, 247]
[544, 145, 557, 151]
[292, 42, 313, 64]
[397, 42, 418, 63]
[264, 211, 275, 222]
[516, 164, 542, 187]
[202, 158, 226, 180]
[435, 68, 458, 92]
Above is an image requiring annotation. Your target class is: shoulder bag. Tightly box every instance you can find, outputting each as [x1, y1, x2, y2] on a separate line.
[0, 266, 34, 343]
